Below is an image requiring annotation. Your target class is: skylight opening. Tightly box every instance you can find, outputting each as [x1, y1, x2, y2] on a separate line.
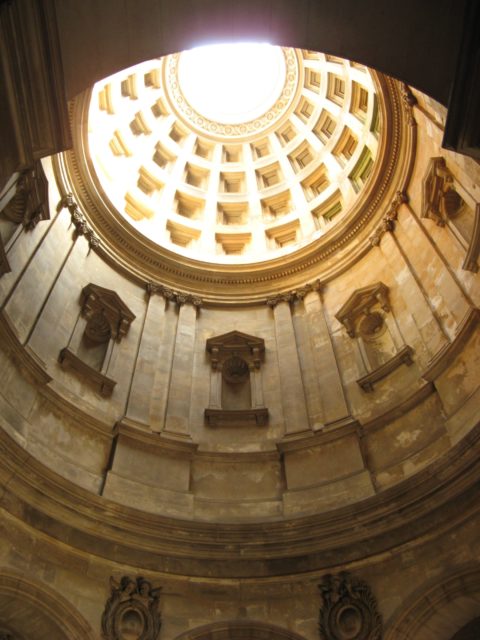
[178, 43, 286, 125]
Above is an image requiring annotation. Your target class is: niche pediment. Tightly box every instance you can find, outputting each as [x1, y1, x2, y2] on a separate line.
[81, 284, 135, 340]
[60, 283, 136, 397]
[206, 330, 265, 369]
[422, 156, 463, 225]
[335, 282, 390, 338]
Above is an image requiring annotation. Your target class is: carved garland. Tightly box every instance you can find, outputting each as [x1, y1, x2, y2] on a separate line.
[102, 576, 161, 640]
[318, 572, 382, 640]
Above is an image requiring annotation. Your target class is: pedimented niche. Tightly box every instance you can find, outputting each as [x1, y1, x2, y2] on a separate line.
[422, 156, 479, 272]
[59, 283, 135, 397]
[0, 160, 50, 277]
[204, 330, 268, 426]
[335, 282, 413, 391]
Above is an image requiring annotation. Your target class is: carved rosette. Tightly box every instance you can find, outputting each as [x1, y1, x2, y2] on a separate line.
[318, 572, 382, 640]
[101, 576, 161, 640]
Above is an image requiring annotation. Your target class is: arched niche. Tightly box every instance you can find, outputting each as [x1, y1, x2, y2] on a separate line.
[0, 570, 96, 640]
[385, 564, 480, 640]
[174, 620, 308, 640]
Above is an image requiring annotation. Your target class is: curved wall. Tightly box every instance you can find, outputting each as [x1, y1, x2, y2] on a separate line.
[0, 85, 478, 524]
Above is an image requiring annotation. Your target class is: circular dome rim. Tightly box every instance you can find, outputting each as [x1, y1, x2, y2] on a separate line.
[57, 64, 413, 305]
[164, 46, 302, 141]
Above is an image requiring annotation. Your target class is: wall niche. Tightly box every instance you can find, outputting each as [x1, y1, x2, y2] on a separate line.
[0, 160, 50, 276]
[204, 330, 268, 427]
[59, 283, 135, 397]
[335, 282, 414, 392]
[422, 156, 480, 272]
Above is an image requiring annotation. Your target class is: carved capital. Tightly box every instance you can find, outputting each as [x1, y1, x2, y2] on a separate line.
[294, 280, 322, 300]
[145, 283, 201, 307]
[318, 572, 382, 640]
[266, 292, 294, 307]
[369, 191, 407, 246]
[267, 282, 322, 306]
[400, 82, 417, 126]
[146, 282, 162, 296]
[162, 286, 175, 301]
[174, 291, 202, 308]
[61, 193, 101, 248]
[102, 576, 161, 640]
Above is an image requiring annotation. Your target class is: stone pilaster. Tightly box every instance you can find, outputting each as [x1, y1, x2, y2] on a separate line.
[164, 298, 200, 439]
[267, 294, 310, 436]
[124, 286, 169, 427]
[302, 288, 350, 426]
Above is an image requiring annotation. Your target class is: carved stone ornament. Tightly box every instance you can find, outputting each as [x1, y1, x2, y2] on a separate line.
[3, 160, 50, 230]
[318, 572, 382, 640]
[266, 280, 321, 306]
[368, 191, 408, 247]
[101, 576, 161, 640]
[206, 330, 265, 370]
[399, 82, 417, 126]
[81, 283, 135, 341]
[335, 282, 390, 338]
[422, 157, 463, 226]
[146, 282, 202, 308]
[60, 193, 100, 249]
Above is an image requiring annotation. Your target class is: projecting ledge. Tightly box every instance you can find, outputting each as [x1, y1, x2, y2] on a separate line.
[357, 345, 414, 392]
[422, 307, 480, 381]
[59, 347, 116, 397]
[204, 408, 269, 427]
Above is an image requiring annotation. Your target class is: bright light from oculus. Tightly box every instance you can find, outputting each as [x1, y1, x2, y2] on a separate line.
[178, 43, 286, 125]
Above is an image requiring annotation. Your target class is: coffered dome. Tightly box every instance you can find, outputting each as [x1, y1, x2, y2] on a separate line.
[52, 43, 412, 306]
[86, 46, 381, 266]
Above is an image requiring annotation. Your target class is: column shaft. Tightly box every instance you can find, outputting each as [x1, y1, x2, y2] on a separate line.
[272, 300, 310, 435]
[164, 302, 197, 438]
[303, 290, 350, 425]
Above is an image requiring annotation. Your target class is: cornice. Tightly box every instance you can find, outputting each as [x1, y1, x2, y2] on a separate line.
[53, 72, 415, 305]
[422, 306, 480, 381]
[0, 417, 478, 579]
[0, 311, 52, 386]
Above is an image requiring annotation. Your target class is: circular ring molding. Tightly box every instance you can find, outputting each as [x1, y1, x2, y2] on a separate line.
[58, 45, 413, 303]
